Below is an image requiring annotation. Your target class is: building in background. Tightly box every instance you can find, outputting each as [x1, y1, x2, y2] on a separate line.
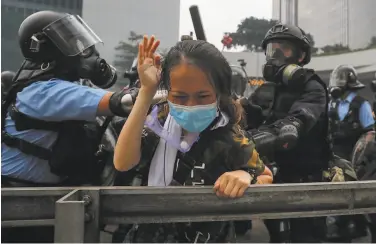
[82, 0, 180, 85]
[1, 0, 83, 72]
[1, 0, 181, 86]
[273, 0, 376, 50]
[271, 0, 298, 25]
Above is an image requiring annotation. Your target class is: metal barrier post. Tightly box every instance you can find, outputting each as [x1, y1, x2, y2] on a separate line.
[54, 189, 85, 243]
[82, 189, 101, 242]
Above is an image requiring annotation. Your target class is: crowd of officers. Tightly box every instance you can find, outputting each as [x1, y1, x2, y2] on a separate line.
[1, 10, 375, 243]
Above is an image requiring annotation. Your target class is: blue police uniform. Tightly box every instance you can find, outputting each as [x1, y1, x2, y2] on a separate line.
[1, 79, 107, 183]
[333, 92, 375, 128]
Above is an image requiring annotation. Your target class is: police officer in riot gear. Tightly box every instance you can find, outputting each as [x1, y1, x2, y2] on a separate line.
[1, 11, 133, 188]
[328, 64, 375, 161]
[1, 71, 16, 99]
[326, 65, 374, 243]
[243, 24, 330, 242]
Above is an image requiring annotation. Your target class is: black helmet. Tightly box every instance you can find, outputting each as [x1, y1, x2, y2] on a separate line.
[1, 71, 16, 92]
[19, 11, 68, 62]
[19, 11, 102, 63]
[329, 65, 365, 90]
[261, 24, 311, 65]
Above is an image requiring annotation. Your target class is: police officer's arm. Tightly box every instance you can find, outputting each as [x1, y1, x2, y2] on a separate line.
[229, 135, 273, 184]
[16, 80, 130, 122]
[249, 80, 326, 156]
[359, 101, 375, 130]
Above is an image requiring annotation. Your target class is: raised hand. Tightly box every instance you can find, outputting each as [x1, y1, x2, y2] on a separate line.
[137, 35, 161, 97]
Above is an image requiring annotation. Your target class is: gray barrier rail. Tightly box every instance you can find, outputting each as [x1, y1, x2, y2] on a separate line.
[2, 181, 376, 242]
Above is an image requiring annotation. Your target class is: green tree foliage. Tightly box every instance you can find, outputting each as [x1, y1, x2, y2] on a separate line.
[113, 31, 143, 71]
[306, 33, 318, 54]
[229, 17, 278, 50]
[321, 44, 350, 54]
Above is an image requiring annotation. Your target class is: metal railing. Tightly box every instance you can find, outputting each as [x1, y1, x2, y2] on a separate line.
[2, 181, 376, 242]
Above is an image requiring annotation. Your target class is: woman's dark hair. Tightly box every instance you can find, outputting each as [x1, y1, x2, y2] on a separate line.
[160, 40, 244, 127]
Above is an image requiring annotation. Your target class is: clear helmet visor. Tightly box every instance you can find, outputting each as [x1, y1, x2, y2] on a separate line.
[265, 40, 300, 65]
[144, 105, 200, 153]
[43, 14, 103, 56]
[329, 65, 354, 87]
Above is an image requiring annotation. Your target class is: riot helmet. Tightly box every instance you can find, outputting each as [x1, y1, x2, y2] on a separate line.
[230, 65, 248, 98]
[261, 24, 311, 86]
[329, 65, 365, 99]
[17, 11, 117, 88]
[261, 24, 311, 65]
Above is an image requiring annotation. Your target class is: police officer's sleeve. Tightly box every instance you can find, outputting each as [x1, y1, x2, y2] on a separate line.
[359, 101, 375, 129]
[16, 79, 108, 122]
[248, 80, 326, 157]
[226, 134, 266, 176]
[286, 79, 327, 134]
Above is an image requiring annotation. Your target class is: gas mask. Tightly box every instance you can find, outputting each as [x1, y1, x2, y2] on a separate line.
[329, 86, 343, 100]
[77, 47, 117, 89]
[262, 41, 306, 88]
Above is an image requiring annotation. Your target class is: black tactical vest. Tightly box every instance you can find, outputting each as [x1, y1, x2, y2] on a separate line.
[1, 78, 109, 186]
[328, 95, 369, 161]
[256, 71, 330, 180]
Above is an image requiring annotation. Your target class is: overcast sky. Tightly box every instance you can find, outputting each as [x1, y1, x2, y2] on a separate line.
[179, 0, 272, 51]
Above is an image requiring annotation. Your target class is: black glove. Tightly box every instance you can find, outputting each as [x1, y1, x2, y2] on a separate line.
[248, 117, 302, 160]
[109, 88, 139, 117]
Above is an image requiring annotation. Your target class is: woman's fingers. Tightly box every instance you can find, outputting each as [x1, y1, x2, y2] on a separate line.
[138, 43, 144, 67]
[236, 185, 248, 198]
[229, 184, 242, 198]
[149, 40, 160, 58]
[142, 35, 148, 53]
[154, 55, 162, 71]
[139, 35, 160, 67]
[146, 36, 155, 56]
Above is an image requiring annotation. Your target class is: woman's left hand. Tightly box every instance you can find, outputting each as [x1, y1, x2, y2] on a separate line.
[213, 170, 252, 198]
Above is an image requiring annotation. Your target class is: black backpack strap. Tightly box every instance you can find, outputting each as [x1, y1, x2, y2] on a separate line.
[1, 78, 56, 160]
[2, 132, 52, 160]
[9, 104, 62, 132]
[348, 95, 365, 120]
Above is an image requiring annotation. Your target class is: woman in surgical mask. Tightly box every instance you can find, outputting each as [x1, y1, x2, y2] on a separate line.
[114, 36, 272, 197]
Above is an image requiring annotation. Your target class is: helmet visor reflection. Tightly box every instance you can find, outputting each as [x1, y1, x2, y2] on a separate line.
[43, 15, 103, 56]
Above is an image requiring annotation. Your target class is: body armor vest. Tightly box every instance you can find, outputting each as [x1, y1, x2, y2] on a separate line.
[257, 71, 330, 180]
[1, 77, 109, 185]
[328, 95, 368, 161]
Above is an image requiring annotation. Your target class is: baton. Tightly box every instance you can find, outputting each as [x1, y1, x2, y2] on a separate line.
[189, 5, 207, 41]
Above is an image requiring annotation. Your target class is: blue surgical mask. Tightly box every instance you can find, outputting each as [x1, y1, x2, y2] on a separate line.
[168, 101, 218, 133]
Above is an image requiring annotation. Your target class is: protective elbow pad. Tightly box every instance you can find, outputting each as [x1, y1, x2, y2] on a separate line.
[109, 88, 139, 117]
